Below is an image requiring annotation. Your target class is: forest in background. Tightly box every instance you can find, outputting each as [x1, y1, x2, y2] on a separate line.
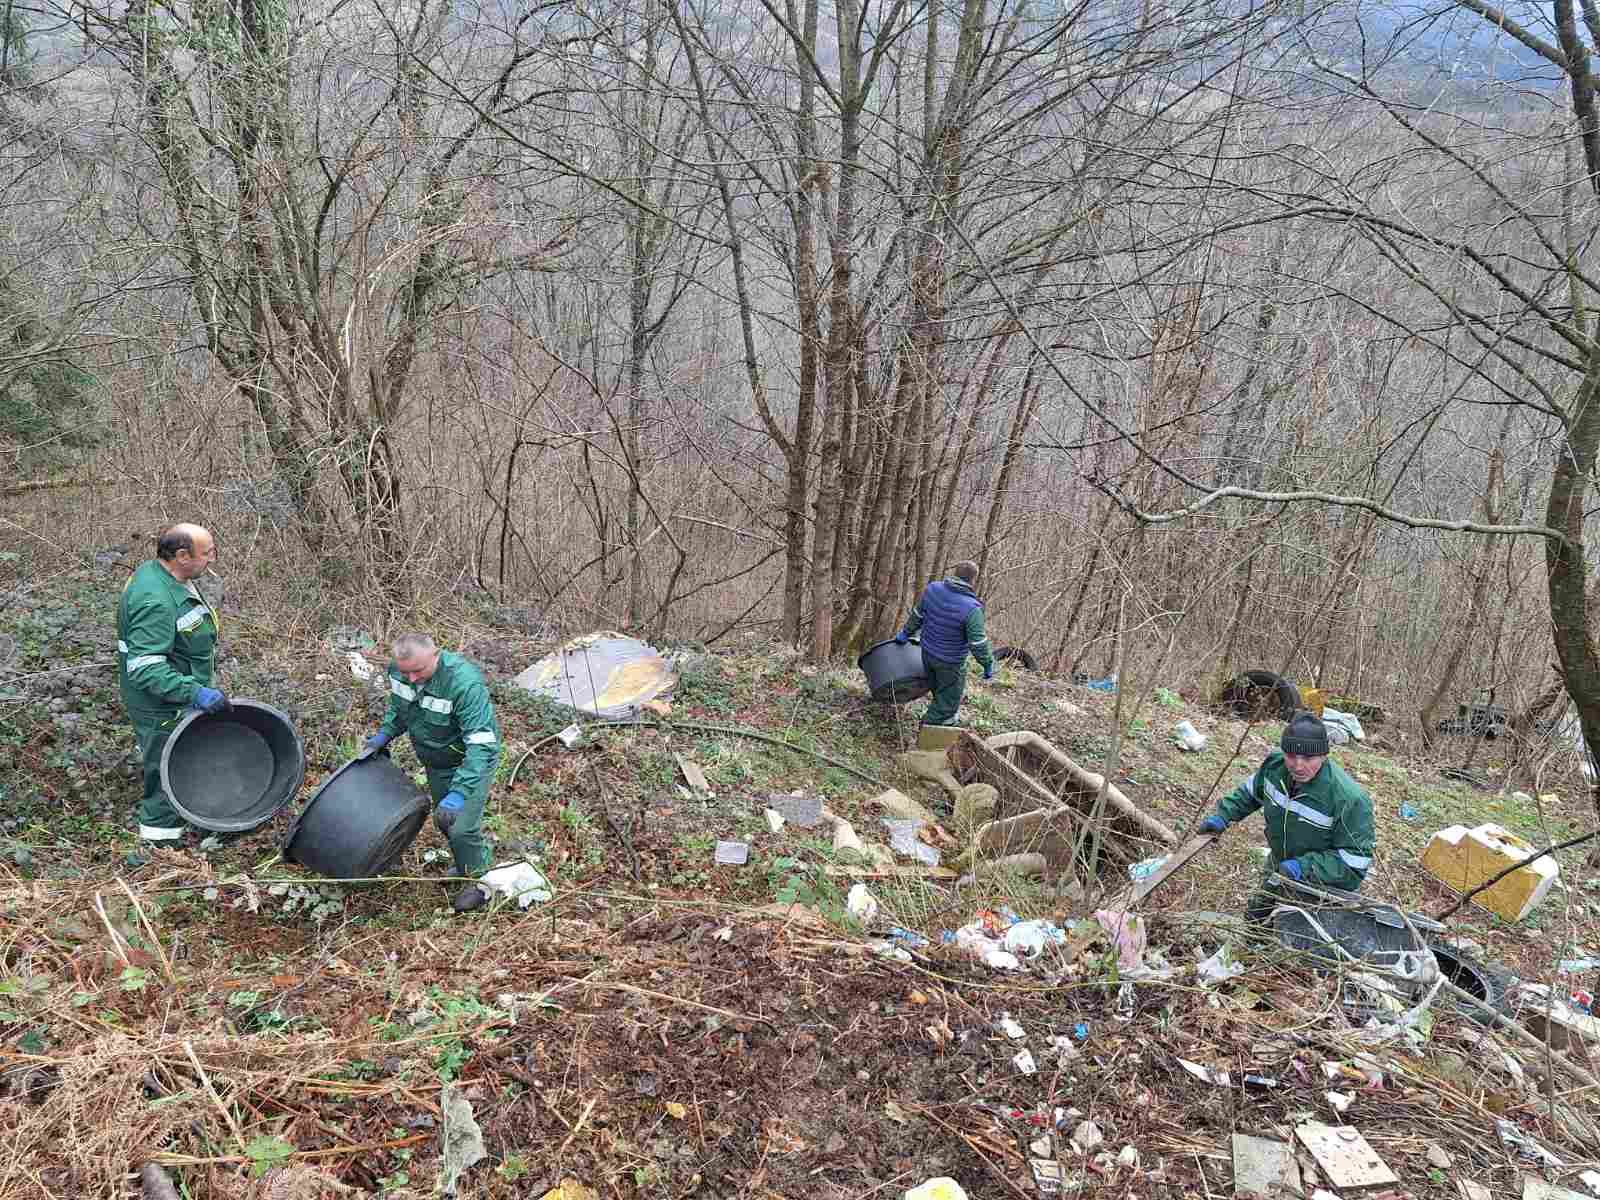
[4, 0, 1600, 792]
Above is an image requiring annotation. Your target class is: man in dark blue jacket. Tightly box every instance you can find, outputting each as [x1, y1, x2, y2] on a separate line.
[896, 561, 996, 726]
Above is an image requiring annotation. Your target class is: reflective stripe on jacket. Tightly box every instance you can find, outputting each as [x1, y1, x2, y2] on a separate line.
[379, 650, 501, 796]
[1214, 750, 1376, 890]
[117, 559, 217, 714]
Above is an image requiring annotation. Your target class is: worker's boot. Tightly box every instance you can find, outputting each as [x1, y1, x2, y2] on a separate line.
[452, 883, 488, 913]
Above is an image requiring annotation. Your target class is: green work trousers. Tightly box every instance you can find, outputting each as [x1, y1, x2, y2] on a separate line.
[920, 652, 968, 727]
[425, 765, 491, 877]
[132, 709, 186, 840]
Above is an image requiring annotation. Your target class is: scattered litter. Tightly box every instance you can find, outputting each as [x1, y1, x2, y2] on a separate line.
[764, 808, 785, 833]
[1325, 1090, 1354, 1114]
[846, 883, 879, 923]
[1005, 918, 1067, 959]
[1233, 1134, 1302, 1200]
[871, 941, 913, 962]
[1014, 1048, 1038, 1075]
[514, 631, 677, 718]
[664, 1102, 688, 1120]
[1082, 674, 1118, 692]
[1074, 1022, 1089, 1040]
[556, 722, 582, 748]
[1093, 909, 1147, 971]
[887, 926, 929, 949]
[538, 1181, 598, 1200]
[1128, 853, 1170, 882]
[1173, 719, 1208, 751]
[1321, 706, 1365, 742]
[1048, 1035, 1080, 1059]
[1511, 983, 1600, 1049]
[904, 1178, 969, 1200]
[1071, 1120, 1104, 1154]
[770, 791, 825, 827]
[1179, 1059, 1232, 1086]
[1398, 801, 1421, 823]
[1030, 1155, 1068, 1194]
[345, 651, 374, 681]
[1197, 943, 1246, 985]
[1496, 1119, 1564, 1168]
[1570, 989, 1595, 1014]
[1118, 1145, 1140, 1169]
[1421, 823, 1560, 921]
[832, 820, 866, 854]
[997, 1013, 1027, 1040]
[477, 860, 553, 908]
[713, 840, 749, 866]
[1580, 1171, 1600, 1198]
[1460, 1182, 1493, 1200]
[1295, 1123, 1398, 1188]
[1559, 958, 1600, 973]
[439, 1082, 488, 1197]
[1425, 1143, 1453, 1170]
[883, 818, 940, 866]
[1522, 1177, 1596, 1200]
[676, 754, 711, 793]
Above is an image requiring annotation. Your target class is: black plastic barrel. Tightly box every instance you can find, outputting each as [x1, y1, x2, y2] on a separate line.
[283, 754, 431, 879]
[857, 637, 932, 703]
[160, 700, 305, 832]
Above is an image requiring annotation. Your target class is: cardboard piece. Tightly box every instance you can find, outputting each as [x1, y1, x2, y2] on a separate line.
[918, 724, 963, 750]
[675, 754, 711, 793]
[1232, 1134, 1302, 1200]
[1294, 1123, 1397, 1189]
[1521, 1176, 1593, 1200]
[1420, 823, 1559, 921]
[1511, 984, 1600, 1053]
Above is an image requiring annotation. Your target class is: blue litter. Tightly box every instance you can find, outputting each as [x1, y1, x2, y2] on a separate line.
[1083, 675, 1118, 692]
[887, 926, 929, 949]
[1073, 1022, 1089, 1040]
[1398, 801, 1421, 823]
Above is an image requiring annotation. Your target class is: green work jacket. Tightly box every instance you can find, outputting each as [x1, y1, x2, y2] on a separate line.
[117, 559, 218, 717]
[1213, 751, 1376, 890]
[379, 651, 501, 795]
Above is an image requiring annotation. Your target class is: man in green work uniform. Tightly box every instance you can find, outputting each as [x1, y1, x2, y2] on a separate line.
[894, 560, 996, 726]
[364, 634, 501, 913]
[1198, 712, 1376, 923]
[117, 523, 229, 861]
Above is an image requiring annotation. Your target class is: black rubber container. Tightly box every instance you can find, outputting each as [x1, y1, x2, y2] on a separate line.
[283, 754, 431, 879]
[160, 700, 305, 832]
[857, 637, 932, 703]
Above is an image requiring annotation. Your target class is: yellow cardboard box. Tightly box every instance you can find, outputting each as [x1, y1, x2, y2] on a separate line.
[1420, 823, 1559, 922]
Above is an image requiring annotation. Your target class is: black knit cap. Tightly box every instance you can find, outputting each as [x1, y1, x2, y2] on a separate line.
[1281, 711, 1330, 757]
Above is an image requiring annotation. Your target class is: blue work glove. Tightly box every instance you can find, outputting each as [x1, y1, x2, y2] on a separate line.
[894, 630, 910, 645]
[435, 790, 465, 833]
[358, 732, 391, 760]
[1279, 858, 1304, 882]
[191, 686, 228, 714]
[982, 665, 994, 680]
[1198, 814, 1228, 836]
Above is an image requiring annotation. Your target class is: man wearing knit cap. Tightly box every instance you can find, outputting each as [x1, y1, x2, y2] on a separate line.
[894, 560, 996, 726]
[1198, 711, 1376, 922]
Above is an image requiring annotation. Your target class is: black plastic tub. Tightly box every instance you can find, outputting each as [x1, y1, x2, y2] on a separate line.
[857, 637, 932, 704]
[160, 700, 305, 832]
[283, 754, 431, 879]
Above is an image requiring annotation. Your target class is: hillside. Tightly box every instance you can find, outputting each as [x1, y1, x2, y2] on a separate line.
[1, 557, 1597, 1200]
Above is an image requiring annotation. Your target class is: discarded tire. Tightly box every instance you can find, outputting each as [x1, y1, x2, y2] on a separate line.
[993, 646, 1038, 671]
[1425, 937, 1516, 1023]
[1220, 670, 1300, 721]
[283, 754, 431, 879]
[160, 700, 305, 833]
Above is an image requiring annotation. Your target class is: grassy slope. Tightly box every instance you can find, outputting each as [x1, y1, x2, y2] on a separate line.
[2, 558, 1597, 1198]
